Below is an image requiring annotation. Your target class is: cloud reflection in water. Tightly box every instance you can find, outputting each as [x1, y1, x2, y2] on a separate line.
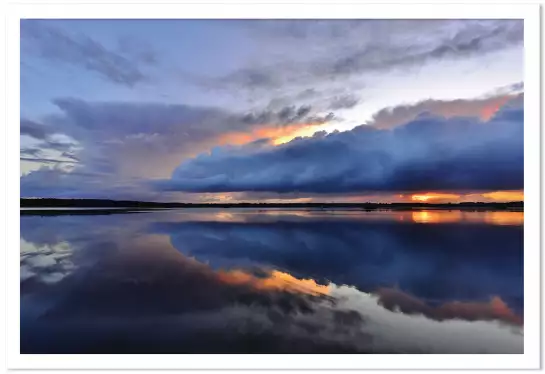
[20, 209, 523, 353]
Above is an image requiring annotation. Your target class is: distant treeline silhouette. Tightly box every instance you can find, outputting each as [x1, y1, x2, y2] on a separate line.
[21, 198, 523, 210]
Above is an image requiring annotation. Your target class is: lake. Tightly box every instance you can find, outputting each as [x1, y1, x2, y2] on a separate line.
[20, 208, 524, 354]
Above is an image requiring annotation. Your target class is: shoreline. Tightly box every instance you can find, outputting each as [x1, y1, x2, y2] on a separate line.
[20, 205, 524, 216]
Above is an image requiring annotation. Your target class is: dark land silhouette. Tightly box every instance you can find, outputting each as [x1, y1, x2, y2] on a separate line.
[21, 198, 523, 211]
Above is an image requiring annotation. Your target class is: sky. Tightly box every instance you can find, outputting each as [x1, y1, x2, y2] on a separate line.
[20, 19, 524, 203]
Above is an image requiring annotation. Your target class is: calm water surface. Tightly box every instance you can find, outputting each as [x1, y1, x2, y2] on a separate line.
[20, 209, 524, 354]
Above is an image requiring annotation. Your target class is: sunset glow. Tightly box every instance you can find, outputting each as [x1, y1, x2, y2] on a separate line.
[272, 124, 329, 145]
[408, 190, 524, 203]
[18, 17, 525, 357]
[214, 122, 331, 147]
[411, 193, 461, 202]
[480, 95, 513, 121]
[481, 190, 524, 202]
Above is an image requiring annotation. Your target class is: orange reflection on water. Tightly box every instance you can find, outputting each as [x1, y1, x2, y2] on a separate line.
[411, 210, 523, 225]
[213, 211, 237, 221]
[483, 211, 524, 226]
[218, 269, 330, 296]
[411, 210, 463, 224]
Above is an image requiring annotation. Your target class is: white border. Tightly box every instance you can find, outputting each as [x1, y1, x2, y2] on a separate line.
[6, 2, 541, 370]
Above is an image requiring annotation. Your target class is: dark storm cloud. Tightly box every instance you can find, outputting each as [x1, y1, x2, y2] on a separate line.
[157, 99, 523, 194]
[217, 20, 523, 90]
[21, 21, 149, 87]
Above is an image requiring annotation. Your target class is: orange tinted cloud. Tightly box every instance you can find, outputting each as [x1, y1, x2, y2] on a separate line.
[372, 94, 520, 129]
[218, 123, 329, 147]
[218, 269, 330, 296]
[377, 288, 522, 326]
[480, 95, 513, 121]
[407, 190, 523, 203]
[272, 124, 328, 145]
[438, 296, 522, 325]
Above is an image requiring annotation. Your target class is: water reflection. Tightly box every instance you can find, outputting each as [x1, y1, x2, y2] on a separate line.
[218, 269, 330, 296]
[410, 210, 524, 225]
[20, 239, 76, 284]
[20, 209, 523, 354]
[184, 208, 525, 226]
[411, 210, 463, 223]
[482, 211, 524, 226]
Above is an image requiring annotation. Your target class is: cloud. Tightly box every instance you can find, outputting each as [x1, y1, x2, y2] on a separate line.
[20, 119, 53, 140]
[20, 97, 335, 197]
[376, 288, 522, 326]
[19, 166, 154, 199]
[153, 212, 523, 310]
[239, 104, 333, 126]
[370, 92, 523, 129]
[21, 20, 150, 87]
[49, 98, 331, 177]
[328, 94, 360, 110]
[20, 118, 81, 169]
[488, 81, 524, 97]
[20, 157, 77, 165]
[115, 35, 158, 66]
[20, 222, 522, 354]
[157, 98, 523, 194]
[20, 238, 76, 285]
[213, 20, 523, 91]
[326, 285, 522, 354]
[20, 148, 42, 158]
[181, 20, 521, 121]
